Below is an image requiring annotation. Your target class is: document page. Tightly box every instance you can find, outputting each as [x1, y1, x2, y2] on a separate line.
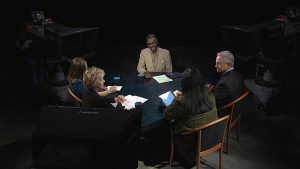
[152, 75, 173, 83]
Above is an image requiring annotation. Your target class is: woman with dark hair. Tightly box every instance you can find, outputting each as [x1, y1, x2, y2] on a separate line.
[67, 57, 88, 98]
[163, 67, 218, 168]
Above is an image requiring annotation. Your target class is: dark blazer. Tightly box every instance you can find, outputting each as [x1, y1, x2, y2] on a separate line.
[214, 69, 245, 108]
[82, 88, 123, 109]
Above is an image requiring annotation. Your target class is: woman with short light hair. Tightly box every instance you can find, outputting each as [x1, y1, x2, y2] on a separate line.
[82, 66, 125, 109]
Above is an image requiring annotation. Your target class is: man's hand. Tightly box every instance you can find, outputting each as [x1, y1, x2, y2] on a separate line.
[144, 71, 151, 78]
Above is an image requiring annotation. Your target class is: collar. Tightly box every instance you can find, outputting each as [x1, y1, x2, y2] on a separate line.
[223, 67, 234, 75]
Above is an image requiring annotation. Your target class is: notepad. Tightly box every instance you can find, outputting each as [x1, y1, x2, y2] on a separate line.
[159, 91, 176, 106]
[152, 75, 173, 83]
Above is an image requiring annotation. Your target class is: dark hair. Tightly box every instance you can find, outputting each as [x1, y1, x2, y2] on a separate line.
[145, 33, 158, 42]
[181, 67, 213, 115]
[67, 57, 88, 83]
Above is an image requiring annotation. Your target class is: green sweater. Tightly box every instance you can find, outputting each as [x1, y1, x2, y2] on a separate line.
[163, 93, 218, 134]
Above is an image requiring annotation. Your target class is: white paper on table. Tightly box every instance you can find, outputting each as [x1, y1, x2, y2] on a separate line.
[107, 86, 122, 91]
[111, 95, 148, 110]
[152, 75, 173, 83]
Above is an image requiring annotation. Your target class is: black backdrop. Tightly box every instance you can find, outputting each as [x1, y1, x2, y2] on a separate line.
[10, 0, 299, 47]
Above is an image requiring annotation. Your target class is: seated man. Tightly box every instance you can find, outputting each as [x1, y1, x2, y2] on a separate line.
[137, 33, 172, 76]
[209, 51, 245, 108]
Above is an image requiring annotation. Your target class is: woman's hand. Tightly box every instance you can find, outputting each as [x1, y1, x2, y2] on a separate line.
[98, 86, 117, 96]
[205, 83, 215, 93]
[108, 86, 117, 94]
[114, 95, 126, 103]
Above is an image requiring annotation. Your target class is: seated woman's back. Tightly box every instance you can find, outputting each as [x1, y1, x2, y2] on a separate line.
[67, 57, 87, 99]
[163, 67, 218, 167]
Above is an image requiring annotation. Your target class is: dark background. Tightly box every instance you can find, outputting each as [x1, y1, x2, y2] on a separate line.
[10, 0, 299, 47]
[1, 2, 299, 169]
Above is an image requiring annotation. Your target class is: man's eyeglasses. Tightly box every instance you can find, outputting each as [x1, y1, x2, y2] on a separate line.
[146, 41, 157, 46]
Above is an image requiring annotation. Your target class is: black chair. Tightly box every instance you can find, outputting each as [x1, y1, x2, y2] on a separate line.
[169, 115, 230, 169]
[31, 105, 142, 169]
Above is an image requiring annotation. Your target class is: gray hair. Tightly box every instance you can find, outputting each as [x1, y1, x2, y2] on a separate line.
[217, 51, 234, 67]
[83, 66, 105, 91]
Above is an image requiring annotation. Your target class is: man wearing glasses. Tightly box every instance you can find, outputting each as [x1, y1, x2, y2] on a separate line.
[137, 34, 173, 77]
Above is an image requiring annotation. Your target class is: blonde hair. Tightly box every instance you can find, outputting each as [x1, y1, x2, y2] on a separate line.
[83, 66, 105, 91]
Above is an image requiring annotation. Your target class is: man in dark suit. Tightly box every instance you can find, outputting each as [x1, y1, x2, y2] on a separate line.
[213, 51, 245, 108]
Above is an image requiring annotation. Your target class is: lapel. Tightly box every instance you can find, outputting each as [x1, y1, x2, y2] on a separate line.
[152, 48, 160, 71]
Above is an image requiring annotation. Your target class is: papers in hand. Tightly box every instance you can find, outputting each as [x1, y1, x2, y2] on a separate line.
[107, 86, 122, 91]
[159, 91, 176, 106]
[111, 95, 148, 110]
[152, 75, 173, 83]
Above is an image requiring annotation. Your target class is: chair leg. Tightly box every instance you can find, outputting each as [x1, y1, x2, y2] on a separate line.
[196, 157, 200, 169]
[225, 128, 230, 154]
[219, 148, 222, 169]
[170, 139, 174, 167]
[237, 117, 240, 140]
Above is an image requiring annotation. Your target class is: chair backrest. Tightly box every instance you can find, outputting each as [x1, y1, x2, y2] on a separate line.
[217, 90, 249, 121]
[185, 115, 230, 154]
[67, 86, 82, 107]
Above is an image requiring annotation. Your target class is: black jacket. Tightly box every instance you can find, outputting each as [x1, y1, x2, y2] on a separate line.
[214, 69, 245, 108]
[82, 88, 123, 109]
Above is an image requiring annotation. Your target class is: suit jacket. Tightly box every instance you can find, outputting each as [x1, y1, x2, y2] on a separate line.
[82, 88, 122, 109]
[214, 69, 245, 108]
[137, 47, 172, 73]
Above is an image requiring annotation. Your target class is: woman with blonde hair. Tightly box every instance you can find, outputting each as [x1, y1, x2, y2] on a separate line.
[82, 66, 125, 108]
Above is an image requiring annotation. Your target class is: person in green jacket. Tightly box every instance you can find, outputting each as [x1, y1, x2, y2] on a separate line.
[163, 66, 218, 168]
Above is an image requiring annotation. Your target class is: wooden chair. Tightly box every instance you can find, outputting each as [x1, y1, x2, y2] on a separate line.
[67, 87, 82, 107]
[217, 90, 250, 154]
[169, 115, 230, 169]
